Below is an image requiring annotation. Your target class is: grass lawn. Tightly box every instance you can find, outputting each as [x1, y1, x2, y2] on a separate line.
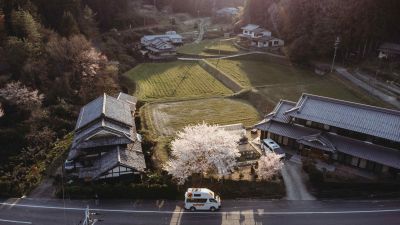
[142, 98, 261, 136]
[123, 61, 233, 101]
[177, 39, 240, 55]
[207, 59, 318, 88]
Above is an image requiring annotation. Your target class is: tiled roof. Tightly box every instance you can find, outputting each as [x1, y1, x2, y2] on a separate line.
[257, 120, 400, 169]
[285, 93, 400, 142]
[255, 120, 317, 139]
[266, 100, 296, 123]
[117, 92, 137, 105]
[326, 133, 400, 169]
[297, 133, 336, 153]
[78, 142, 146, 179]
[75, 93, 133, 131]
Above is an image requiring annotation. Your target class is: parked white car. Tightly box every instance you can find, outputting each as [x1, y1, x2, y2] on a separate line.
[261, 138, 286, 159]
[184, 188, 221, 211]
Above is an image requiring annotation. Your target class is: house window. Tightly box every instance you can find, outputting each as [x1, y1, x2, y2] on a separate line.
[306, 120, 312, 126]
[323, 124, 330, 130]
[351, 157, 359, 167]
[373, 163, 383, 173]
[359, 159, 367, 168]
[283, 137, 289, 146]
[344, 154, 352, 165]
[273, 40, 278, 45]
[366, 161, 375, 171]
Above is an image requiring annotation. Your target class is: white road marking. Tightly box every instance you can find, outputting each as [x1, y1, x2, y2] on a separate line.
[0, 218, 32, 224]
[1, 202, 400, 215]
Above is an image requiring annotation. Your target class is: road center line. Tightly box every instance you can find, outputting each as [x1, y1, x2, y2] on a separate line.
[0, 218, 32, 224]
[1, 202, 400, 215]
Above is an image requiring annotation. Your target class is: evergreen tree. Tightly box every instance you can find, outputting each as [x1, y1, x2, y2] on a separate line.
[59, 11, 80, 37]
[10, 9, 41, 42]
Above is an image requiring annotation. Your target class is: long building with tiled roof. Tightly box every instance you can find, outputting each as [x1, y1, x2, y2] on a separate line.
[255, 93, 400, 178]
[66, 93, 146, 181]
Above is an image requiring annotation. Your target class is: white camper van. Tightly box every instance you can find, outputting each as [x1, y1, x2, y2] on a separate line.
[261, 138, 286, 159]
[184, 188, 221, 211]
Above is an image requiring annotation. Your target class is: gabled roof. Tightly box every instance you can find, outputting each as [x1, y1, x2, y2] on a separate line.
[258, 120, 400, 169]
[75, 93, 133, 131]
[78, 142, 146, 179]
[118, 92, 137, 105]
[146, 38, 176, 52]
[260, 100, 296, 124]
[241, 24, 260, 31]
[141, 33, 183, 43]
[285, 93, 400, 142]
[255, 120, 317, 139]
[297, 133, 336, 153]
[253, 28, 268, 34]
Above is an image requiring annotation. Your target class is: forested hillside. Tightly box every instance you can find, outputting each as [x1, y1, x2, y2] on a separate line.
[241, 0, 400, 62]
[0, 0, 130, 196]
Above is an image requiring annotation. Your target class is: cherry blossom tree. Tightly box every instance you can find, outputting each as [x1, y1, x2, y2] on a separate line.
[0, 81, 44, 108]
[164, 123, 241, 185]
[257, 152, 284, 181]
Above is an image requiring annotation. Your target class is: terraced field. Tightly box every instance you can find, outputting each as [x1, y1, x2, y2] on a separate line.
[177, 38, 240, 55]
[123, 61, 233, 101]
[207, 59, 316, 88]
[143, 98, 261, 136]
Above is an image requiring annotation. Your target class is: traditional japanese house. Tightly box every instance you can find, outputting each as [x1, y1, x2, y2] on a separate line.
[256, 94, 400, 178]
[66, 93, 146, 181]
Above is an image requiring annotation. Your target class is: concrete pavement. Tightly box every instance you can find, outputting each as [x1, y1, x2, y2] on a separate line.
[281, 161, 316, 200]
[1, 198, 399, 225]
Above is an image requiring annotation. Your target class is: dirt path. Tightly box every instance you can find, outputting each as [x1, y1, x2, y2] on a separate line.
[149, 103, 176, 136]
[281, 161, 315, 200]
[335, 67, 400, 109]
[194, 18, 210, 44]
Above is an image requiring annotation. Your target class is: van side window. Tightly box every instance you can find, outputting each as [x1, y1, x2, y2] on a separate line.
[209, 199, 217, 203]
[193, 194, 201, 197]
[187, 198, 207, 203]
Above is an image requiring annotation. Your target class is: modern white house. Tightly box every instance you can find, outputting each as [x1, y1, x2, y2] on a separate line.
[252, 36, 285, 48]
[240, 24, 271, 38]
[238, 24, 284, 49]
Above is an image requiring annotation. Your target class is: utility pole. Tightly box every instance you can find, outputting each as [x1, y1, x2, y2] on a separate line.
[330, 36, 340, 72]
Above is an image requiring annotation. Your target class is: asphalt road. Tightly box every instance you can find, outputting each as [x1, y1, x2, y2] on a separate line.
[0, 198, 399, 225]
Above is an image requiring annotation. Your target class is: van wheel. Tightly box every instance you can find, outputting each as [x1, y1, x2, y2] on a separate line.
[210, 206, 216, 212]
[190, 207, 196, 212]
